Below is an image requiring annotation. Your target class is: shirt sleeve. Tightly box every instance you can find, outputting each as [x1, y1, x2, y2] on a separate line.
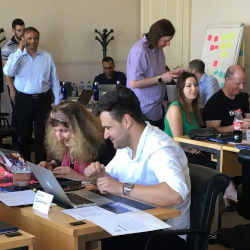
[127, 47, 148, 82]
[147, 146, 190, 201]
[49, 56, 60, 105]
[204, 77, 220, 104]
[3, 48, 24, 77]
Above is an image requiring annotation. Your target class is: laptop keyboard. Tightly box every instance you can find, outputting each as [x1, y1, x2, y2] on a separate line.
[66, 193, 94, 205]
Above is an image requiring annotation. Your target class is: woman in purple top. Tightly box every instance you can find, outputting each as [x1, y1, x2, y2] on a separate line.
[126, 19, 183, 129]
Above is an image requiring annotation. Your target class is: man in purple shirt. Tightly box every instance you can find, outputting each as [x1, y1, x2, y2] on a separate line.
[126, 19, 182, 129]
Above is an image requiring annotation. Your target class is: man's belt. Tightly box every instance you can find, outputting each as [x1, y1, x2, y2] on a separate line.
[16, 90, 51, 99]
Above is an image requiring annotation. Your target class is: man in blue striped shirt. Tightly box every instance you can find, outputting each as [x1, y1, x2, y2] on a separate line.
[4, 26, 60, 162]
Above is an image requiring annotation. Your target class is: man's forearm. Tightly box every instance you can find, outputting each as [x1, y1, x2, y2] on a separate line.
[129, 77, 159, 89]
[124, 182, 183, 207]
[215, 125, 234, 133]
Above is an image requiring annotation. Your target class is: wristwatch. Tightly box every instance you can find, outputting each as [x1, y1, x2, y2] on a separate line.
[123, 183, 135, 196]
[157, 75, 163, 84]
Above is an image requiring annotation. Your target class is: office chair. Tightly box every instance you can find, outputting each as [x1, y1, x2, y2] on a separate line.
[145, 164, 229, 250]
[0, 112, 16, 149]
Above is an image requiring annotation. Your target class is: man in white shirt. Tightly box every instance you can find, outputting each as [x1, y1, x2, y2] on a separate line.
[85, 87, 190, 250]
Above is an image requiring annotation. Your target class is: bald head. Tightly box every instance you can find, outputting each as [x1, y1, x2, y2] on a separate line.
[224, 65, 246, 99]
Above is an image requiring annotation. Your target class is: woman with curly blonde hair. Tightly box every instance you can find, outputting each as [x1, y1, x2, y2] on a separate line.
[39, 101, 115, 180]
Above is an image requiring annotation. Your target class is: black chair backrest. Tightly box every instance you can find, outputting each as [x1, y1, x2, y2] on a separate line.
[187, 164, 229, 250]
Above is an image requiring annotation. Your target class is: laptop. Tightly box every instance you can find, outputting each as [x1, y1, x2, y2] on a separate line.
[99, 84, 117, 96]
[28, 162, 112, 208]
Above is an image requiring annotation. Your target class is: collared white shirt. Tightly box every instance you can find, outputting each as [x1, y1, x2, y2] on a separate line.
[3, 48, 60, 104]
[106, 122, 191, 231]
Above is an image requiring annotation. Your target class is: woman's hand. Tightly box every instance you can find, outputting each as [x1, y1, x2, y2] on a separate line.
[53, 166, 79, 180]
[38, 160, 57, 170]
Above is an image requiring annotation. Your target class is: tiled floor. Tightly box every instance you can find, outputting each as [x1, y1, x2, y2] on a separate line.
[209, 209, 249, 250]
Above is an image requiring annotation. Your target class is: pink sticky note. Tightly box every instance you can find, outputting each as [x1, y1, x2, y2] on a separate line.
[210, 45, 215, 51]
[214, 36, 219, 42]
[215, 45, 219, 49]
[213, 60, 218, 67]
[208, 35, 212, 41]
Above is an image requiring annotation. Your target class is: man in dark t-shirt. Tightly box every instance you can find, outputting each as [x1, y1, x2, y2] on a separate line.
[94, 56, 126, 85]
[203, 65, 250, 132]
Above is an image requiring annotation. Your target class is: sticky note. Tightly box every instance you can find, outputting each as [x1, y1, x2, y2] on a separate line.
[213, 70, 218, 75]
[214, 36, 219, 42]
[213, 60, 218, 67]
[221, 51, 227, 58]
[221, 42, 226, 49]
[215, 45, 219, 49]
[229, 32, 235, 40]
[227, 42, 232, 49]
[220, 82, 224, 88]
[210, 45, 215, 51]
[222, 34, 227, 41]
[207, 35, 212, 41]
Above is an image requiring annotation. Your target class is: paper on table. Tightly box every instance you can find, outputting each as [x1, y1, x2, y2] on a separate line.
[0, 190, 35, 206]
[63, 205, 170, 236]
[88, 211, 170, 236]
[63, 205, 114, 220]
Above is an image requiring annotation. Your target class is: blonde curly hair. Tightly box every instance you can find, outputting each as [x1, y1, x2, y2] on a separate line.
[45, 101, 104, 163]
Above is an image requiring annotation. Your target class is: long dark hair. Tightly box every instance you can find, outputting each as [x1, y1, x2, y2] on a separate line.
[145, 19, 175, 49]
[176, 72, 202, 125]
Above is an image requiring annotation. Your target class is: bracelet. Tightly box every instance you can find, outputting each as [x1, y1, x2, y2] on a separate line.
[157, 75, 163, 84]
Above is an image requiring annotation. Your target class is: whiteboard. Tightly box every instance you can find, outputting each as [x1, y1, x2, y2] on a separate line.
[201, 23, 244, 88]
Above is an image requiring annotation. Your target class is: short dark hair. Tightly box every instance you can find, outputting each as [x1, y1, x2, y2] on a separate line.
[96, 87, 145, 124]
[102, 56, 114, 64]
[189, 59, 205, 74]
[145, 19, 175, 49]
[24, 26, 40, 37]
[12, 18, 25, 29]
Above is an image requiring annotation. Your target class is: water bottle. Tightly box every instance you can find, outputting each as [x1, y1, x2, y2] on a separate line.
[233, 109, 243, 142]
[78, 81, 85, 95]
[93, 82, 99, 102]
[61, 81, 67, 100]
[71, 83, 78, 97]
[116, 80, 121, 89]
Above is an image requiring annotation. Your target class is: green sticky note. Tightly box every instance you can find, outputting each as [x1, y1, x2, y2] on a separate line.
[229, 32, 235, 40]
[222, 34, 227, 41]
[221, 42, 226, 49]
[221, 51, 227, 58]
[227, 42, 232, 49]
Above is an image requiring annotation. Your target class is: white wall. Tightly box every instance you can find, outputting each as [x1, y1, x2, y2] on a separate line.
[191, 0, 250, 93]
[0, 0, 140, 83]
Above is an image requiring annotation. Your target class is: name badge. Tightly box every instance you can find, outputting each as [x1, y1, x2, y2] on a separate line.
[33, 190, 54, 214]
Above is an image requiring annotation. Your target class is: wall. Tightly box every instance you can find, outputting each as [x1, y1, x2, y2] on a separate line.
[191, 0, 250, 93]
[0, 0, 140, 83]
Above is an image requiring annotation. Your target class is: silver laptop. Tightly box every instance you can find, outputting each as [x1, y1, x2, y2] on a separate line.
[28, 162, 111, 208]
[99, 84, 117, 96]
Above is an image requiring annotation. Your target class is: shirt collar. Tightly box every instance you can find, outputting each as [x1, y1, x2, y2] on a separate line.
[11, 36, 19, 45]
[22, 48, 41, 56]
[126, 122, 150, 160]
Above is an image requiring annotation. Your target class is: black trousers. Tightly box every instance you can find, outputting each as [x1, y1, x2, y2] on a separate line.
[101, 231, 186, 250]
[14, 90, 53, 163]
